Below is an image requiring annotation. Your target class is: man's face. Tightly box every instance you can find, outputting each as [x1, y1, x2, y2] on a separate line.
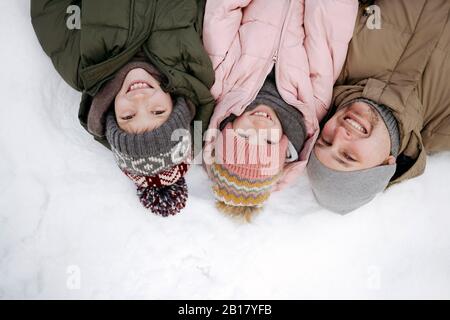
[314, 101, 395, 171]
[115, 68, 173, 134]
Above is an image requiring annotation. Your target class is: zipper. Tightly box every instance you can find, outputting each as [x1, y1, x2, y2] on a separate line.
[272, 50, 279, 63]
[220, 0, 291, 124]
[272, 0, 290, 66]
[243, 0, 290, 108]
[274, 0, 304, 110]
[272, 3, 320, 141]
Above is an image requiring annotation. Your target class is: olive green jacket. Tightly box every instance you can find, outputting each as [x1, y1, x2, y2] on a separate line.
[31, 0, 215, 147]
[332, 0, 450, 185]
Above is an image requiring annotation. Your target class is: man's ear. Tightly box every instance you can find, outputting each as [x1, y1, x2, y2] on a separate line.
[384, 155, 396, 165]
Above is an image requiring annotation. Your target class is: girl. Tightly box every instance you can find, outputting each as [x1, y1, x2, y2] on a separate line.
[202, 0, 359, 220]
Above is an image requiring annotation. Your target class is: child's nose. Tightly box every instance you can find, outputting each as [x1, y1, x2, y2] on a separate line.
[131, 92, 152, 105]
[130, 92, 147, 101]
[251, 118, 272, 130]
[255, 130, 276, 145]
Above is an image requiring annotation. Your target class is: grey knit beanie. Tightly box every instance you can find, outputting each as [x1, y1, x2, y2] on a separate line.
[245, 70, 307, 154]
[307, 98, 400, 214]
[86, 53, 195, 217]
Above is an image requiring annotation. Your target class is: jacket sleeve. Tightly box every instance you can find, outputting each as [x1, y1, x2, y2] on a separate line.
[31, 0, 83, 91]
[183, 0, 215, 92]
[303, 0, 358, 121]
[203, 0, 252, 100]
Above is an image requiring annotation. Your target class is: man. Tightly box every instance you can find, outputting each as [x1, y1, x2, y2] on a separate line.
[307, 0, 450, 213]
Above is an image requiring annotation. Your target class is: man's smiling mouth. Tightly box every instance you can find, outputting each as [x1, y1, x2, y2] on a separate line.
[344, 116, 367, 134]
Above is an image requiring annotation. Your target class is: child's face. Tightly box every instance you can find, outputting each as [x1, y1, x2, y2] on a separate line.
[115, 68, 173, 134]
[232, 104, 283, 145]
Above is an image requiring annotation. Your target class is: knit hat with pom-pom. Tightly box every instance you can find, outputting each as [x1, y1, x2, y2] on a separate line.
[123, 163, 189, 217]
[106, 97, 193, 216]
[208, 123, 288, 221]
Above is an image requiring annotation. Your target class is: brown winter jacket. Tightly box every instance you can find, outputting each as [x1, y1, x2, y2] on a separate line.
[331, 0, 450, 185]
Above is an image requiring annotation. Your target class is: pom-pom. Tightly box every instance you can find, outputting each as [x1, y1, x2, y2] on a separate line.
[137, 177, 188, 217]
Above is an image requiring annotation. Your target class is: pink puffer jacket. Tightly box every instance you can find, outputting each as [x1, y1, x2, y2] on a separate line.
[203, 0, 358, 190]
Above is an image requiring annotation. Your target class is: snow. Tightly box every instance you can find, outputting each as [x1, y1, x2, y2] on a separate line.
[1, 1, 449, 299]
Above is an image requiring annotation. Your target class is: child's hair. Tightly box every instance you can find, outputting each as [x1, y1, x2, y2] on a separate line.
[215, 201, 262, 223]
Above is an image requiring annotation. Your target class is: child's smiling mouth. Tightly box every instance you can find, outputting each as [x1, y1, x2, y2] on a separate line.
[127, 81, 153, 93]
[251, 110, 273, 122]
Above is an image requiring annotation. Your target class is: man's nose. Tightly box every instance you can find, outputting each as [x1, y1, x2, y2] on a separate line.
[334, 125, 352, 141]
[329, 126, 351, 152]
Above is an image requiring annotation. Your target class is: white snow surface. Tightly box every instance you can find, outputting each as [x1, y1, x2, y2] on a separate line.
[1, 1, 450, 299]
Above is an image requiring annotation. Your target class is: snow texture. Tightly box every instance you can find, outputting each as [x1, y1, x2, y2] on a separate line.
[1, 1, 449, 299]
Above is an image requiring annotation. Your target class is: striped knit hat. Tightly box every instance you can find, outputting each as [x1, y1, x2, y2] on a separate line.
[209, 123, 288, 220]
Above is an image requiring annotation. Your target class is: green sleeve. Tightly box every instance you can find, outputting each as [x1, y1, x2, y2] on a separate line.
[31, 0, 83, 91]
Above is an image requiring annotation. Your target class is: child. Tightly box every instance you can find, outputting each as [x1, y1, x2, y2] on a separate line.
[202, 0, 359, 220]
[31, 0, 215, 216]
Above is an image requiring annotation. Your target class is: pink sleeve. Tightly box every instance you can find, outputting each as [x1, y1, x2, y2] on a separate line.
[203, 0, 252, 100]
[304, 0, 358, 121]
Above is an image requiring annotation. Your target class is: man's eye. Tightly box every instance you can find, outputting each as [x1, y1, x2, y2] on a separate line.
[322, 138, 332, 146]
[121, 115, 134, 120]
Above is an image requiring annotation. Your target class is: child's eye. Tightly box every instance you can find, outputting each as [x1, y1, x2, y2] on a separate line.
[121, 115, 134, 121]
[237, 133, 249, 139]
[153, 110, 165, 115]
[344, 153, 356, 162]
